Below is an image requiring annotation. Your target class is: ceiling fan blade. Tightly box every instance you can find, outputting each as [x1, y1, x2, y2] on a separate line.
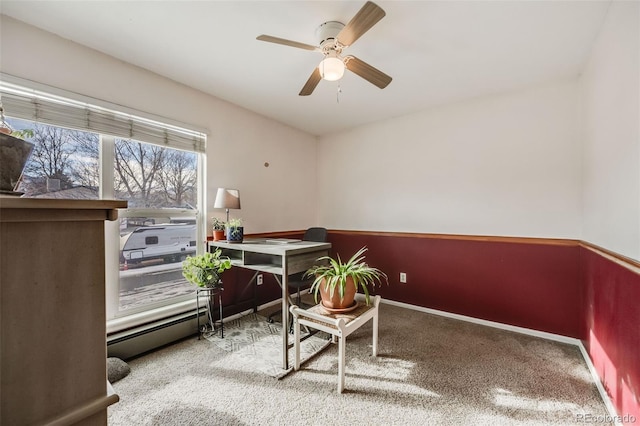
[256, 35, 319, 51]
[336, 1, 386, 47]
[345, 56, 392, 89]
[299, 68, 322, 96]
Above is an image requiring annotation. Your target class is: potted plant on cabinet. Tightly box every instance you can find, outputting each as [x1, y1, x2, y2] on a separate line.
[211, 218, 226, 241]
[306, 246, 388, 313]
[226, 218, 243, 243]
[182, 249, 232, 288]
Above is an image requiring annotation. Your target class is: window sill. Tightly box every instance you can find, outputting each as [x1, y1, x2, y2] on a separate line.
[107, 299, 197, 335]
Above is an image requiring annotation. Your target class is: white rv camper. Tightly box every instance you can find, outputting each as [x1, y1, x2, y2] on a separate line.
[120, 224, 197, 266]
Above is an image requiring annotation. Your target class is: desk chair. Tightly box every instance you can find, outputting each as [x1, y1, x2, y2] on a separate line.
[267, 227, 328, 331]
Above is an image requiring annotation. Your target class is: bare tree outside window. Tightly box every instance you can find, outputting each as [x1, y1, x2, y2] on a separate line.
[24, 125, 76, 187]
[69, 131, 100, 189]
[114, 139, 165, 207]
[158, 149, 197, 207]
[8, 119, 99, 198]
[114, 138, 197, 208]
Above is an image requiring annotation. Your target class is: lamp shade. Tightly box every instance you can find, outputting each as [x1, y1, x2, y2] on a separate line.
[319, 55, 345, 81]
[213, 188, 241, 210]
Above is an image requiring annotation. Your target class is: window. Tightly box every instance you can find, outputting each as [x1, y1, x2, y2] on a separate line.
[1, 77, 207, 330]
[114, 139, 199, 314]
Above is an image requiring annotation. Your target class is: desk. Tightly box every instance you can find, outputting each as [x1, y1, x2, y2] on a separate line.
[208, 239, 331, 369]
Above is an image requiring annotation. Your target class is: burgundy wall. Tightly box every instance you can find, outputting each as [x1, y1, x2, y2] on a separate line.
[582, 247, 640, 422]
[327, 232, 583, 338]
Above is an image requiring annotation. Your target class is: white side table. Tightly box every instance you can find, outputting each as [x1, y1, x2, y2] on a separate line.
[290, 294, 381, 393]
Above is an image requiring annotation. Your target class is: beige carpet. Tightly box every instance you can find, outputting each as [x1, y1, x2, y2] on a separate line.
[108, 301, 612, 425]
[202, 313, 330, 379]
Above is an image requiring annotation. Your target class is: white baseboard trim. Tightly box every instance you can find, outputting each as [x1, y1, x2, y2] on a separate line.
[382, 299, 580, 345]
[382, 298, 619, 421]
[577, 342, 621, 423]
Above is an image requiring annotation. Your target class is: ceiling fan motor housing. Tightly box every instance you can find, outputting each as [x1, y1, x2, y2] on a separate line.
[316, 21, 345, 49]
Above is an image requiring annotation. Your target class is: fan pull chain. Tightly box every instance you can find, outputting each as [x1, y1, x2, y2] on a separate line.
[336, 84, 342, 104]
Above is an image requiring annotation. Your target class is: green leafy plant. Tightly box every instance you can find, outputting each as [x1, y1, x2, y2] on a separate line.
[226, 218, 243, 238]
[11, 129, 35, 140]
[211, 217, 226, 231]
[306, 246, 388, 306]
[182, 249, 232, 288]
[227, 218, 242, 228]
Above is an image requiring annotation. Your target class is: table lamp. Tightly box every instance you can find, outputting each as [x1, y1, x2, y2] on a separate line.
[213, 188, 241, 223]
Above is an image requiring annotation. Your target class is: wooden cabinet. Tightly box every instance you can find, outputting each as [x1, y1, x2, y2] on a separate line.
[0, 198, 126, 425]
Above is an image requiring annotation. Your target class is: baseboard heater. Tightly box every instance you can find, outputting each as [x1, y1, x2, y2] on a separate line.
[107, 308, 206, 360]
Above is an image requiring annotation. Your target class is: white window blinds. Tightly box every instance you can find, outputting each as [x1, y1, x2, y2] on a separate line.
[0, 80, 206, 153]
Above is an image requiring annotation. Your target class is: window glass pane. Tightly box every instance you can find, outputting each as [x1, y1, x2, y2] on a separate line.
[6, 117, 99, 199]
[118, 217, 197, 312]
[114, 138, 197, 208]
[114, 138, 199, 313]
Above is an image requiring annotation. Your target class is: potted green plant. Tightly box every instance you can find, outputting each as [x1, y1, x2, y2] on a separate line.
[182, 249, 232, 288]
[306, 246, 387, 312]
[211, 218, 226, 241]
[226, 218, 243, 243]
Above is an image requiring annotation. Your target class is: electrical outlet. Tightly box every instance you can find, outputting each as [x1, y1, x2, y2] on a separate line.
[257, 274, 263, 285]
[400, 272, 407, 283]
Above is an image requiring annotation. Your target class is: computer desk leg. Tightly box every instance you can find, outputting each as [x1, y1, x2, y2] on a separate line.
[281, 263, 289, 370]
[245, 271, 259, 313]
[273, 273, 290, 370]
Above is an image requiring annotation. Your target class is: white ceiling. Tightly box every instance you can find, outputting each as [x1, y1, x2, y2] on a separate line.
[1, 1, 611, 136]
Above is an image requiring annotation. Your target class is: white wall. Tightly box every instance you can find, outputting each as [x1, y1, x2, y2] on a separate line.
[0, 16, 318, 234]
[317, 80, 582, 238]
[581, 0, 640, 261]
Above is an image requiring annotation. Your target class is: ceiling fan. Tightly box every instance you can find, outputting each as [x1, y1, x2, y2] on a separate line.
[256, 1, 392, 96]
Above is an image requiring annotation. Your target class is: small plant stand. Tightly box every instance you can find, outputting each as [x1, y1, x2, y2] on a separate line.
[196, 286, 224, 339]
[290, 294, 381, 393]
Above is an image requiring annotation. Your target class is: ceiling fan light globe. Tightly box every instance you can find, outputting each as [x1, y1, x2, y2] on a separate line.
[319, 57, 345, 81]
